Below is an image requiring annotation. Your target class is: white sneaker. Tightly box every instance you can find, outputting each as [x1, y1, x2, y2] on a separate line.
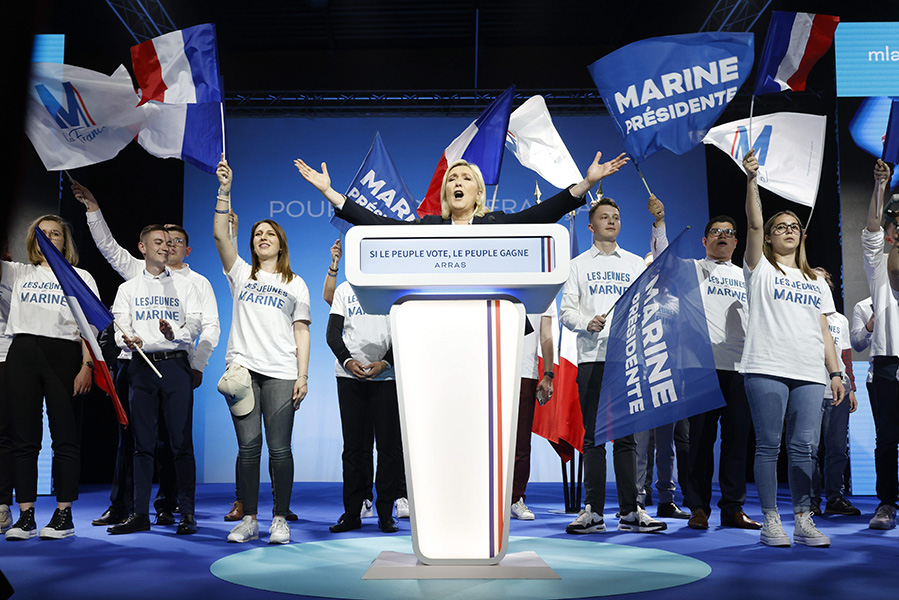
[360, 499, 373, 519]
[227, 516, 259, 543]
[618, 506, 667, 533]
[0, 504, 11, 533]
[269, 516, 290, 544]
[394, 497, 410, 519]
[511, 498, 535, 520]
[793, 511, 830, 547]
[565, 504, 605, 534]
[760, 511, 791, 547]
[869, 504, 897, 530]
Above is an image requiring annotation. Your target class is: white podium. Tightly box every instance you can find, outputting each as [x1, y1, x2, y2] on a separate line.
[344, 224, 569, 577]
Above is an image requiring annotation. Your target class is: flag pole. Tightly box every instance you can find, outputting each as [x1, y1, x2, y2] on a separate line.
[113, 320, 163, 379]
[749, 95, 755, 143]
[634, 164, 653, 197]
[490, 185, 499, 212]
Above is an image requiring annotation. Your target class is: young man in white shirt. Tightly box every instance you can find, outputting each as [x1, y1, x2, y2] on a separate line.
[71, 181, 221, 527]
[560, 197, 667, 534]
[864, 159, 899, 530]
[107, 225, 202, 535]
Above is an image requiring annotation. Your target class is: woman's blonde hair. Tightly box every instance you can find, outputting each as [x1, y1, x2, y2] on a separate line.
[439, 160, 489, 220]
[26, 214, 79, 266]
[763, 210, 816, 280]
[249, 219, 294, 283]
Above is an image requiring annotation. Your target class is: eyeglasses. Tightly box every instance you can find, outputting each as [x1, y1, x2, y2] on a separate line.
[169, 237, 186, 246]
[771, 223, 802, 235]
[707, 228, 736, 238]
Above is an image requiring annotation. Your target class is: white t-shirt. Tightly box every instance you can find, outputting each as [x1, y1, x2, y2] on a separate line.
[86, 210, 220, 371]
[824, 311, 850, 399]
[850, 297, 873, 383]
[740, 258, 834, 384]
[0, 266, 13, 361]
[330, 281, 393, 381]
[112, 268, 201, 354]
[225, 257, 311, 380]
[3, 261, 100, 343]
[560, 244, 645, 364]
[696, 258, 747, 371]
[521, 301, 557, 380]
[861, 228, 899, 357]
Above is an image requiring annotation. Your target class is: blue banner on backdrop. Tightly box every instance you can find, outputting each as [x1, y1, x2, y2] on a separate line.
[588, 32, 754, 164]
[331, 132, 418, 233]
[596, 228, 725, 444]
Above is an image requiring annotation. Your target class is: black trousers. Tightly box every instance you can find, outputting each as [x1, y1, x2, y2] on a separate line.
[871, 356, 899, 506]
[107, 359, 134, 513]
[0, 361, 14, 506]
[129, 355, 195, 516]
[684, 369, 753, 516]
[6, 335, 83, 504]
[577, 361, 638, 515]
[336, 378, 403, 520]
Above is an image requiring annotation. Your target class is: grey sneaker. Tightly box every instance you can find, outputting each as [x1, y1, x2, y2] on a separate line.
[618, 506, 667, 533]
[0, 504, 11, 533]
[394, 497, 410, 519]
[269, 516, 290, 544]
[869, 504, 897, 530]
[511, 498, 535, 520]
[565, 504, 605, 534]
[360, 498, 373, 519]
[227, 516, 259, 543]
[793, 512, 830, 547]
[760, 511, 791, 547]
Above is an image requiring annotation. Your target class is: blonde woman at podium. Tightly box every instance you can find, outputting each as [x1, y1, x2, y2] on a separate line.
[294, 151, 627, 226]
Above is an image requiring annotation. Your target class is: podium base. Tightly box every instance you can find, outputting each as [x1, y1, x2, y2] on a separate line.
[362, 550, 560, 580]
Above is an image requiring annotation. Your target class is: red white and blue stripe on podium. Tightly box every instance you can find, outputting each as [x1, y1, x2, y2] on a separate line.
[485, 299, 506, 558]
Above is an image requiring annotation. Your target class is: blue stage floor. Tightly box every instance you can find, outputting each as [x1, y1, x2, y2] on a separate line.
[0, 482, 896, 600]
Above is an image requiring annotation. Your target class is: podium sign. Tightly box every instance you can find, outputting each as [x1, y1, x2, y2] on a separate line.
[346, 224, 569, 569]
[345, 224, 570, 314]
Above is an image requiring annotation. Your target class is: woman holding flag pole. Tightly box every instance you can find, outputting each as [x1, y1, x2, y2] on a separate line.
[214, 157, 311, 545]
[2, 216, 98, 541]
[740, 148, 844, 548]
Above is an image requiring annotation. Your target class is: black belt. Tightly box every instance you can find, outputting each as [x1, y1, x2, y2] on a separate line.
[144, 350, 188, 362]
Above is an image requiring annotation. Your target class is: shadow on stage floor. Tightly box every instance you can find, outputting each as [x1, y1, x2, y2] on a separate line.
[0, 482, 895, 600]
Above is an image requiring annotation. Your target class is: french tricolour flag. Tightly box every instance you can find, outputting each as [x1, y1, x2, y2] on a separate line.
[532, 211, 584, 462]
[130, 24, 222, 105]
[131, 24, 224, 174]
[418, 86, 515, 216]
[754, 12, 839, 95]
[35, 229, 128, 426]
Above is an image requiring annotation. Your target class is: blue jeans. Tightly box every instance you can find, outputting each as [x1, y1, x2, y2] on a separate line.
[232, 371, 296, 516]
[744, 374, 824, 513]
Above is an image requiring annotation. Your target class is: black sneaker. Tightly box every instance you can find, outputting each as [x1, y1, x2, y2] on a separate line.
[39, 507, 75, 539]
[824, 497, 862, 516]
[5, 508, 37, 541]
[810, 499, 822, 517]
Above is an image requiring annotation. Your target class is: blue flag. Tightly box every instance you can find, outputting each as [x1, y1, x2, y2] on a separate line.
[331, 132, 418, 233]
[588, 32, 754, 164]
[596, 228, 725, 444]
[882, 99, 899, 163]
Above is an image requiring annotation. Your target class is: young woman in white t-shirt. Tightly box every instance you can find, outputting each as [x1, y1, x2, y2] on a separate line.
[3, 215, 97, 541]
[214, 158, 311, 545]
[741, 150, 844, 548]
